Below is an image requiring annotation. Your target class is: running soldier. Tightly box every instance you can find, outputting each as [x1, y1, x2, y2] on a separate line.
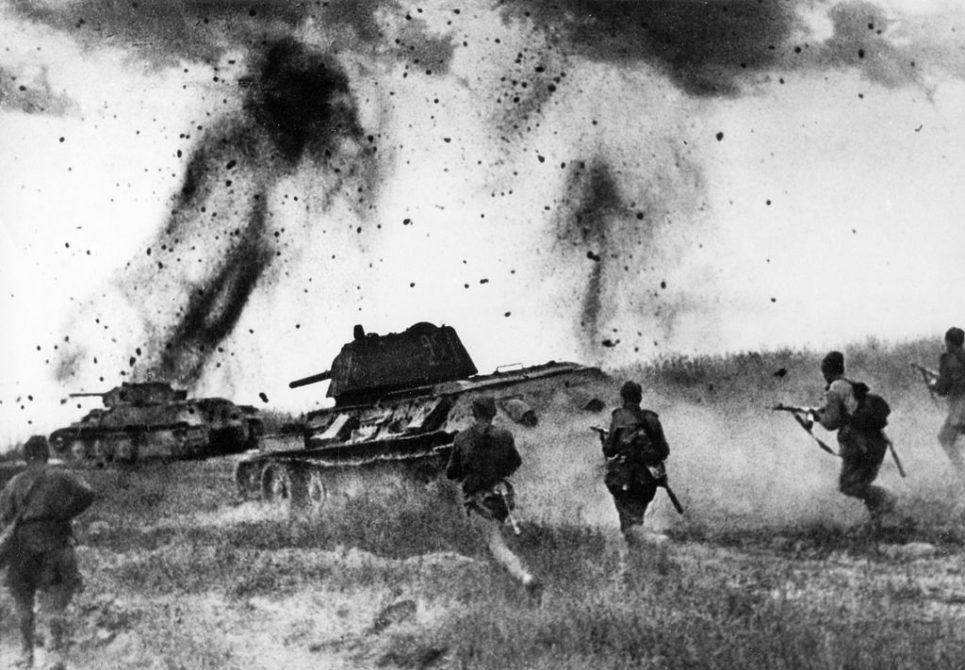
[446, 396, 541, 599]
[812, 351, 895, 526]
[0, 435, 96, 669]
[602, 381, 671, 546]
[931, 327, 965, 475]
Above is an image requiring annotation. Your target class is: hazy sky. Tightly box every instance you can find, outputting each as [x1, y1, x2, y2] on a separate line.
[1, 0, 964, 444]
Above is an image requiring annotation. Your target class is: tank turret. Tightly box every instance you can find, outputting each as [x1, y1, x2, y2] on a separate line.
[70, 382, 188, 407]
[291, 322, 478, 406]
[51, 381, 261, 464]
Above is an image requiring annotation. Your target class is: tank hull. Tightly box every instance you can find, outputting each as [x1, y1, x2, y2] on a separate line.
[236, 361, 607, 507]
[50, 389, 263, 466]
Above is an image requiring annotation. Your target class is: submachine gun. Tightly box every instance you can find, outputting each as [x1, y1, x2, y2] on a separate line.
[770, 404, 906, 478]
[495, 481, 522, 536]
[770, 405, 837, 456]
[591, 426, 685, 515]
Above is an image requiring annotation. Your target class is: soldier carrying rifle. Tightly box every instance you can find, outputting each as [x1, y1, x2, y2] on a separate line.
[446, 396, 542, 600]
[778, 352, 896, 527]
[595, 381, 678, 548]
[914, 327, 965, 477]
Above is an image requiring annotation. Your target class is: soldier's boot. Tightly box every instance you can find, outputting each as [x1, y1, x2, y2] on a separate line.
[12, 598, 36, 669]
[46, 616, 68, 670]
[866, 488, 896, 530]
[522, 574, 544, 603]
[625, 525, 669, 549]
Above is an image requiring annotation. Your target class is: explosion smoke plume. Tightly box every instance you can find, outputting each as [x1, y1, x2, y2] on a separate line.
[2, 0, 965, 438]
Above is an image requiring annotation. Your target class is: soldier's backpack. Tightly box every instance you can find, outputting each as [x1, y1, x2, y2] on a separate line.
[616, 421, 667, 466]
[847, 380, 891, 432]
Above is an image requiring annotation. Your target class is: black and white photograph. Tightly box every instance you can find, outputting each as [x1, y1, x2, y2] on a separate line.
[2, 1, 965, 668]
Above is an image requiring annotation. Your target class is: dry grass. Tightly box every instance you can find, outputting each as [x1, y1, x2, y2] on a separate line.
[1, 337, 962, 669]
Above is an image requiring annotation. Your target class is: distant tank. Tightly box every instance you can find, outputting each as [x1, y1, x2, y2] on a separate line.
[235, 322, 606, 509]
[49, 382, 263, 465]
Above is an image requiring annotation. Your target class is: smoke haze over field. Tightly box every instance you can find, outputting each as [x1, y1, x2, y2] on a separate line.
[1, 0, 965, 443]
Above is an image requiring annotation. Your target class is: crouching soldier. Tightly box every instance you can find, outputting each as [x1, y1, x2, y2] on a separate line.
[602, 381, 671, 547]
[0, 435, 96, 669]
[446, 396, 542, 599]
[813, 351, 895, 526]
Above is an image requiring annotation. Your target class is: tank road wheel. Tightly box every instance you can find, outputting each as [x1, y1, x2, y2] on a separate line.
[116, 431, 139, 464]
[286, 469, 322, 514]
[236, 461, 260, 500]
[262, 463, 293, 508]
[305, 471, 327, 515]
[69, 440, 89, 461]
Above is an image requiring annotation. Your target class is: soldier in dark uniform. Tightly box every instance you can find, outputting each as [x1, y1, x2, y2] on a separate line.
[1, 436, 96, 669]
[931, 327, 965, 475]
[602, 381, 671, 546]
[812, 351, 895, 525]
[446, 396, 541, 598]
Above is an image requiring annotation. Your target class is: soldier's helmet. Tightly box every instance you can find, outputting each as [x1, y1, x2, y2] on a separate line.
[620, 380, 643, 404]
[821, 351, 845, 376]
[23, 434, 50, 462]
[471, 396, 497, 421]
[946, 327, 964, 347]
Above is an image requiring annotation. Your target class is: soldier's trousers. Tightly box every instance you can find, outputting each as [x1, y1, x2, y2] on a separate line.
[469, 513, 533, 586]
[606, 479, 657, 536]
[5, 545, 82, 655]
[837, 428, 893, 518]
[938, 396, 965, 472]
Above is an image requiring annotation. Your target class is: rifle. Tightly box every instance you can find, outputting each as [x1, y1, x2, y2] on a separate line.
[910, 363, 940, 407]
[493, 481, 522, 535]
[590, 427, 685, 515]
[884, 434, 907, 478]
[770, 405, 838, 457]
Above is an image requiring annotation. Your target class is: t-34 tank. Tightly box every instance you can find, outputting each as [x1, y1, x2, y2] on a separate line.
[235, 322, 606, 509]
[49, 381, 263, 465]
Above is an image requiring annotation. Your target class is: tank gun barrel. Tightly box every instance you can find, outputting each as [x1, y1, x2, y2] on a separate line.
[289, 371, 332, 389]
[69, 392, 107, 397]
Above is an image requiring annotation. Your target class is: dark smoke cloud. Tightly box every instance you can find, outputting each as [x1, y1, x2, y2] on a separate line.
[501, 0, 944, 96]
[552, 161, 623, 346]
[55, 37, 379, 387]
[816, 1, 921, 88]
[158, 192, 273, 382]
[549, 151, 707, 359]
[502, 0, 797, 96]
[26, 0, 958, 391]
[8, 0, 454, 76]
[242, 39, 359, 165]
[10, 0, 309, 65]
[0, 65, 77, 115]
[149, 39, 376, 384]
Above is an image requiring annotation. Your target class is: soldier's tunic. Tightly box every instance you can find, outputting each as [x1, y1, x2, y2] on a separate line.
[446, 421, 532, 586]
[603, 406, 670, 535]
[935, 346, 965, 468]
[817, 378, 892, 518]
[447, 422, 521, 498]
[0, 463, 95, 660]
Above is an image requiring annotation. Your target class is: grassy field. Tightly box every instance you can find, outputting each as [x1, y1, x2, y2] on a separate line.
[2, 338, 964, 669]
